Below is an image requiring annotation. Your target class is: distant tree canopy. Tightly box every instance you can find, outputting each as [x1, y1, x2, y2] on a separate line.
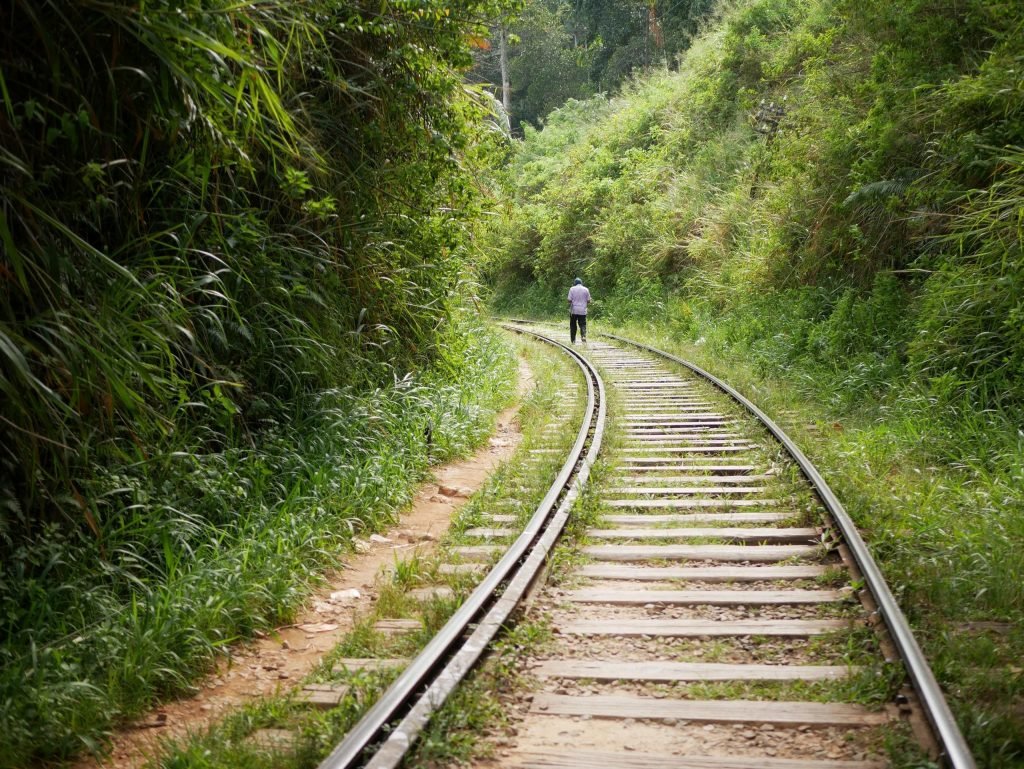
[471, 0, 716, 129]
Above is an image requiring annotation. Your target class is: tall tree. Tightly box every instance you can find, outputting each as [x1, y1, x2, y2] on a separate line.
[472, 0, 716, 128]
[500, 24, 512, 113]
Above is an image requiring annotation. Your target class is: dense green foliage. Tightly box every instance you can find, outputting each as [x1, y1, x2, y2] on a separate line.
[485, 0, 1024, 762]
[2, 0, 503, 531]
[488, 0, 1024, 413]
[472, 0, 715, 128]
[0, 0, 516, 762]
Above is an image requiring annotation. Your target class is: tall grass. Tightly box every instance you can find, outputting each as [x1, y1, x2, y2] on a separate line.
[0, 319, 516, 765]
[1, 0, 508, 536]
[1, 0, 515, 762]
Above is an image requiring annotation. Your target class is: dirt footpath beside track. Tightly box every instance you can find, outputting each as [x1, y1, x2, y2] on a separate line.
[80, 358, 534, 769]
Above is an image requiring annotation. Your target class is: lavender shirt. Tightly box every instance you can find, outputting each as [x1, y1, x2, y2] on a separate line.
[568, 285, 591, 315]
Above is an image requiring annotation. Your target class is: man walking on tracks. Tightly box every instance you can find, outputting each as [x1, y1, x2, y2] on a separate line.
[567, 277, 591, 344]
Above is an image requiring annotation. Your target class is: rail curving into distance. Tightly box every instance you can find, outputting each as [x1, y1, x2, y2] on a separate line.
[319, 320, 973, 768]
[316, 324, 606, 769]
[598, 330, 976, 769]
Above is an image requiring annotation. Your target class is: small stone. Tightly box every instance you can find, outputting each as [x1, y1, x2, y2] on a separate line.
[281, 640, 290, 650]
[703, 724, 715, 732]
[742, 731, 756, 740]
[330, 589, 361, 602]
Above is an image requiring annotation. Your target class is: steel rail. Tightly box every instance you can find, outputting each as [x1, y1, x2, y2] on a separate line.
[316, 323, 606, 769]
[598, 330, 976, 769]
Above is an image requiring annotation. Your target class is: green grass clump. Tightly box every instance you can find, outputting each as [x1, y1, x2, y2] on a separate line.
[130, 331, 581, 769]
[0, 321, 517, 765]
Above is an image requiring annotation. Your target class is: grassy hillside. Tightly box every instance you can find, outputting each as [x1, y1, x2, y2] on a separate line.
[489, 0, 1023, 414]
[485, 0, 1024, 763]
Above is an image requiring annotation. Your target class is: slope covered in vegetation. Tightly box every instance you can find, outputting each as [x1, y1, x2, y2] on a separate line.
[490, 0, 1024, 414]
[485, 0, 1024, 762]
[0, 0, 516, 762]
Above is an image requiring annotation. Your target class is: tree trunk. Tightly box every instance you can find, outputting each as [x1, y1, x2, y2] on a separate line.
[499, 25, 511, 115]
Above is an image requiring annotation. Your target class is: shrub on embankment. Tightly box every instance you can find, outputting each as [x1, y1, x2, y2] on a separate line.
[484, 0, 1024, 762]
[487, 0, 1024, 415]
[0, 0, 514, 762]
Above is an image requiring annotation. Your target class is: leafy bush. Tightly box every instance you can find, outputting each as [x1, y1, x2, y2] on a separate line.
[0, 0, 515, 761]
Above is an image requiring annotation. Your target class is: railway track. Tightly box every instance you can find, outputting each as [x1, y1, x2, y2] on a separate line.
[316, 323, 974, 769]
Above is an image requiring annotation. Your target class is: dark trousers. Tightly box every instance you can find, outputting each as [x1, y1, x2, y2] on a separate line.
[570, 313, 587, 343]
